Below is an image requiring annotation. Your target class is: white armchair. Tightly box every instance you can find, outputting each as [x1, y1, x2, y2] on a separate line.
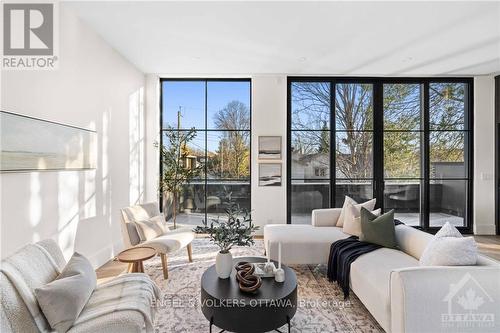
[1, 239, 158, 333]
[120, 202, 194, 279]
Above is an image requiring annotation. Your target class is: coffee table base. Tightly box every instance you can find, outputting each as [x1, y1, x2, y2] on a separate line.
[208, 316, 291, 333]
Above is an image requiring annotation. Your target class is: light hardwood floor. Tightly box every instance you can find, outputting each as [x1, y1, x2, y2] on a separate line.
[96, 235, 500, 282]
[474, 235, 500, 261]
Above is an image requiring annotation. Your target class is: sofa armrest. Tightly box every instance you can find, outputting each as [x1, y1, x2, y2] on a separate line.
[390, 266, 500, 333]
[311, 208, 342, 227]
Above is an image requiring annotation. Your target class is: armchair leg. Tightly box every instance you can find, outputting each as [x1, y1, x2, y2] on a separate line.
[187, 243, 193, 262]
[160, 253, 168, 279]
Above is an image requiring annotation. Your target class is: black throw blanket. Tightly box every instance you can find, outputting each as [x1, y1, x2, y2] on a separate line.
[327, 220, 404, 299]
[327, 236, 381, 299]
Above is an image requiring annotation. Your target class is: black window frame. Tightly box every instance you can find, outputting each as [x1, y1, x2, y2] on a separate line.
[287, 77, 473, 234]
[159, 78, 252, 221]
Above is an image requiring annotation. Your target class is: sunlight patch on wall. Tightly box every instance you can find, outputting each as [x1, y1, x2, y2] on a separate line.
[129, 87, 145, 205]
[57, 171, 79, 259]
[83, 121, 97, 218]
[102, 110, 110, 216]
[83, 169, 96, 218]
[29, 172, 41, 227]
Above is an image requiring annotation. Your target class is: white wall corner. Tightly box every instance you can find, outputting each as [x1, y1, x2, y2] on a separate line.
[473, 75, 496, 235]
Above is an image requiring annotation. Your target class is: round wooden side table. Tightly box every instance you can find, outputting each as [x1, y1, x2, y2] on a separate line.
[117, 246, 156, 273]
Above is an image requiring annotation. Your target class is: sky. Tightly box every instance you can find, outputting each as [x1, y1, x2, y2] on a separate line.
[162, 80, 250, 152]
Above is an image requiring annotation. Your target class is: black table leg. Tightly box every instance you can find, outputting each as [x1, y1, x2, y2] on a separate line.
[274, 316, 291, 333]
[209, 317, 225, 333]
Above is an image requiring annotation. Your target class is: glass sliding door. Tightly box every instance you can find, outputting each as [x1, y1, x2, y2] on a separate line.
[287, 77, 473, 232]
[428, 82, 469, 227]
[161, 79, 251, 226]
[335, 83, 374, 206]
[383, 83, 423, 225]
[290, 81, 331, 224]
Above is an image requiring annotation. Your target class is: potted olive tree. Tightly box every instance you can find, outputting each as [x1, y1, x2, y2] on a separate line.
[194, 203, 259, 279]
[158, 127, 202, 229]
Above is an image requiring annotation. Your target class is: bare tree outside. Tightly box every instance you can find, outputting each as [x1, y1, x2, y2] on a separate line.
[208, 100, 250, 179]
[291, 82, 465, 180]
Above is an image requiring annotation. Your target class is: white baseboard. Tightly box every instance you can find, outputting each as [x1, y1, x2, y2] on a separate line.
[89, 241, 123, 268]
[473, 224, 497, 235]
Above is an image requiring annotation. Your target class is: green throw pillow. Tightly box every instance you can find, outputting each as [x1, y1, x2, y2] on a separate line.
[359, 207, 397, 249]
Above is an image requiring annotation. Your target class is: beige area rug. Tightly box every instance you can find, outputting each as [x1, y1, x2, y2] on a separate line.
[144, 238, 383, 333]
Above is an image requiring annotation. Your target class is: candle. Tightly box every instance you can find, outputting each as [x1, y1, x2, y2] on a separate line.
[267, 240, 271, 263]
[278, 242, 282, 269]
[274, 243, 285, 283]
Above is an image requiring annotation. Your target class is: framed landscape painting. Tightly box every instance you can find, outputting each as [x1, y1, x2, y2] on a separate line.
[258, 136, 281, 159]
[259, 163, 282, 186]
[0, 111, 97, 172]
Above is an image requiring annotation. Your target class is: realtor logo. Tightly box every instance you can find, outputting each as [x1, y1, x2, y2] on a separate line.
[2, 2, 58, 69]
[3, 3, 53, 55]
[441, 273, 495, 329]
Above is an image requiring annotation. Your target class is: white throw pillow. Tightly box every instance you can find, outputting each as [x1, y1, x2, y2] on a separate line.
[35, 253, 96, 333]
[337, 197, 376, 227]
[338, 197, 376, 227]
[419, 237, 478, 266]
[135, 215, 170, 241]
[435, 221, 463, 238]
[336, 196, 357, 227]
[419, 222, 478, 266]
[342, 203, 381, 237]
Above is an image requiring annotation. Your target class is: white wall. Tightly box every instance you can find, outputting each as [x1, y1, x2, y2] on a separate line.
[147, 75, 498, 235]
[473, 76, 496, 235]
[251, 76, 288, 233]
[144, 74, 161, 203]
[0, 4, 146, 266]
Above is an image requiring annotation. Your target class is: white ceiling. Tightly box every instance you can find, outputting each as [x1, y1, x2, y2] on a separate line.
[68, 1, 500, 76]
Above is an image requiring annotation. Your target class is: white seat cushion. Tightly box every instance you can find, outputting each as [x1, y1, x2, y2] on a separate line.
[140, 230, 194, 254]
[350, 248, 419, 332]
[263, 225, 349, 265]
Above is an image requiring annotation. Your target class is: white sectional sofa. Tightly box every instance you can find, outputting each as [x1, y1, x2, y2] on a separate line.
[264, 208, 500, 333]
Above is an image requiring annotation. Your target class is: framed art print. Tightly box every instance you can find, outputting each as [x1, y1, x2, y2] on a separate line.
[0, 111, 97, 172]
[258, 136, 281, 160]
[259, 163, 281, 186]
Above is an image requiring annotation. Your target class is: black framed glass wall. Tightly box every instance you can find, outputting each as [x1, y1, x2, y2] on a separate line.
[287, 77, 473, 233]
[160, 79, 251, 226]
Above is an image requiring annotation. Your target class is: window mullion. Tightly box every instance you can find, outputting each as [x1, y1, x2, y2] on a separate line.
[204, 81, 208, 222]
[373, 82, 384, 211]
[330, 81, 336, 208]
[422, 82, 430, 230]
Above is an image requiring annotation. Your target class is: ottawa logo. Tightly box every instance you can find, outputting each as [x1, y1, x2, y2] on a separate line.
[441, 273, 495, 329]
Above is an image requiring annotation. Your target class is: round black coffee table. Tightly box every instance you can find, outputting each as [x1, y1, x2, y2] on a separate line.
[201, 256, 297, 333]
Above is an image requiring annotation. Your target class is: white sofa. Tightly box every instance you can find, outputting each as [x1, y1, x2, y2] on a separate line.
[1, 239, 158, 333]
[264, 208, 500, 333]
